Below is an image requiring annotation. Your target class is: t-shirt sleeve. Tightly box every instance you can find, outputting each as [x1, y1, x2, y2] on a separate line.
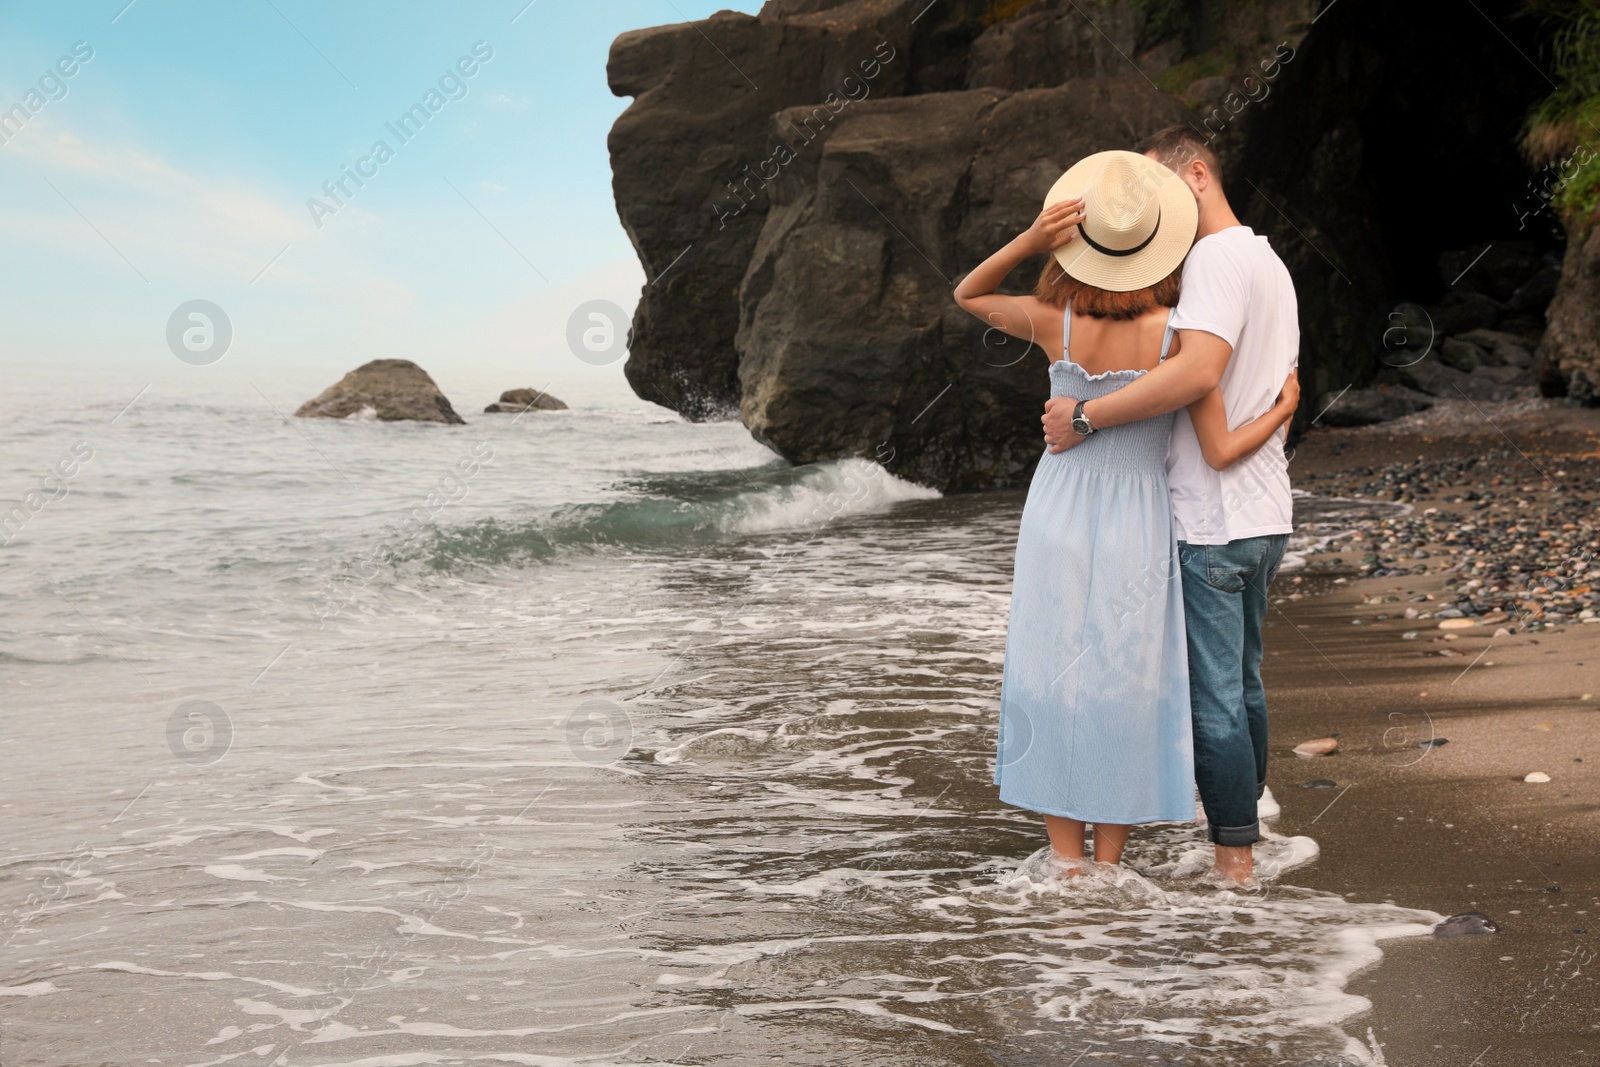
[1169, 239, 1249, 348]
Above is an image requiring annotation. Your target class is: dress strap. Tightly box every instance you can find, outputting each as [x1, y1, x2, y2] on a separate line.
[1062, 299, 1073, 362]
[1157, 307, 1178, 363]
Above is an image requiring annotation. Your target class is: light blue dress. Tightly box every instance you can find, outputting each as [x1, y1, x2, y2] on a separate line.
[993, 304, 1196, 824]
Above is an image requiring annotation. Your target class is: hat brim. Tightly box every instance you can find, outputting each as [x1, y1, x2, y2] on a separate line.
[1044, 149, 1199, 293]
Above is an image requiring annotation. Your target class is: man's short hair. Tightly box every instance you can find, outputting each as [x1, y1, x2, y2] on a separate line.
[1134, 125, 1222, 184]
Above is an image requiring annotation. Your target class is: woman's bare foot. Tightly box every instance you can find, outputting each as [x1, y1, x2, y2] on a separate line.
[1048, 852, 1092, 878]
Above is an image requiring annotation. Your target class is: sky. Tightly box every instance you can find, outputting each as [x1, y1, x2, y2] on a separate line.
[0, 0, 765, 409]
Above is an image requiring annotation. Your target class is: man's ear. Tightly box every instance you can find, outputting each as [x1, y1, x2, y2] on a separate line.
[1189, 158, 1211, 193]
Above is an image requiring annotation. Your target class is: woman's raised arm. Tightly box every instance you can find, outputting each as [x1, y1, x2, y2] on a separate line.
[1187, 368, 1299, 471]
[953, 198, 1082, 360]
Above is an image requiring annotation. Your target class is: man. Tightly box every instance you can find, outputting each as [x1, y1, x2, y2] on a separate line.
[1041, 125, 1300, 886]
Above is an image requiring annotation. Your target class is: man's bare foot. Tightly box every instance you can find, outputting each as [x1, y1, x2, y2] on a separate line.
[1208, 844, 1255, 886]
[1202, 866, 1262, 891]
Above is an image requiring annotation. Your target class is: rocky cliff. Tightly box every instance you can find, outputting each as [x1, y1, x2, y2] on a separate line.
[608, 0, 1563, 490]
[1539, 210, 1600, 403]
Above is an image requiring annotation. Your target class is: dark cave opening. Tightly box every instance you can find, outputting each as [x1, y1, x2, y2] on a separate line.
[1351, 2, 1563, 307]
[1232, 0, 1566, 398]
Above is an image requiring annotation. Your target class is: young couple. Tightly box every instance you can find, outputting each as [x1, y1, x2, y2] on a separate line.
[953, 126, 1300, 888]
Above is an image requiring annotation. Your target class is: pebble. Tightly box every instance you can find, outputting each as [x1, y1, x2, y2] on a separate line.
[1417, 738, 1449, 749]
[1293, 738, 1339, 757]
[1296, 451, 1598, 633]
[1299, 779, 1338, 789]
[1438, 618, 1477, 630]
[1524, 771, 1552, 783]
[1434, 911, 1501, 937]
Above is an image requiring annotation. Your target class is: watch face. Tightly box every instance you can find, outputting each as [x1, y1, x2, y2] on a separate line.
[1072, 415, 1091, 434]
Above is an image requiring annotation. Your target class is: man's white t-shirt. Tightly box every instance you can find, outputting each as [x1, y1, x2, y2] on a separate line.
[1165, 225, 1299, 546]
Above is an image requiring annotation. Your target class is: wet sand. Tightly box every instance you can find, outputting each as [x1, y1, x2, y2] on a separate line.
[1267, 403, 1600, 1065]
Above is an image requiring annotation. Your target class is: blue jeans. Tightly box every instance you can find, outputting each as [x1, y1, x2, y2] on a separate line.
[1177, 533, 1289, 847]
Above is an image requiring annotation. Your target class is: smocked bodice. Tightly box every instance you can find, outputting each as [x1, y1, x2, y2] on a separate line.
[1041, 307, 1177, 477]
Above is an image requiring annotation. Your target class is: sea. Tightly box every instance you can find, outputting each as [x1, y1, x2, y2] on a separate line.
[0, 367, 1439, 1067]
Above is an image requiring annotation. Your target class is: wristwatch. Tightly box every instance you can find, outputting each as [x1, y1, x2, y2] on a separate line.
[1071, 399, 1097, 436]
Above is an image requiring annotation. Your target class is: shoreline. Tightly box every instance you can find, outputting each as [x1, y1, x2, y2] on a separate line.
[1265, 404, 1600, 1065]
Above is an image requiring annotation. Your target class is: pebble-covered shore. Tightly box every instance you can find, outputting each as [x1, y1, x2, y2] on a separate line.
[1291, 447, 1599, 635]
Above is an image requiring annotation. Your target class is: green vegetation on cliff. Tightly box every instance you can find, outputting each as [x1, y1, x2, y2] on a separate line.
[1524, 0, 1600, 232]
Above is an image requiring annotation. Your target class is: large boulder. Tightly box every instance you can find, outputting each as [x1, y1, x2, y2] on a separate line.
[963, 1, 1147, 91]
[1395, 357, 1522, 402]
[1439, 240, 1543, 302]
[295, 360, 465, 424]
[736, 78, 1191, 489]
[1422, 291, 1500, 337]
[1314, 384, 1434, 427]
[1508, 264, 1561, 313]
[484, 388, 568, 413]
[608, 0, 1558, 488]
[606, 2, 990, 420]
[1453, 328, 1535, 368]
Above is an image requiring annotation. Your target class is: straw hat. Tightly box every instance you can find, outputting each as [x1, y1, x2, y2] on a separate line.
[1043, 149, 1198, 292]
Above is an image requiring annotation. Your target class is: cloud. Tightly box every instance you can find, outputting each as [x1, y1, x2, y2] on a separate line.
[0, 115, 645, 395]
[484, 90, 532, 111]
[0, 117, 412, 305]
[5, 124, 307, 254]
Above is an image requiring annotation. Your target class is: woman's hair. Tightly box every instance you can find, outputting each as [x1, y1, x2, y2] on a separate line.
[1033, 255, 1181, 320]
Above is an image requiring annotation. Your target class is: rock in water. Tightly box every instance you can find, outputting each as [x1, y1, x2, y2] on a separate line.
[296, 360, 465, 424]
[1433, 911, 1500, 937]
[484, 388, 568, 414]
[1293, 738, 1339, 757]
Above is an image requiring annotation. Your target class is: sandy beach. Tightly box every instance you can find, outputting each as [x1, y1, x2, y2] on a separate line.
[9, 0, 1600, 1061]
[1268, 399, 1600, 1064]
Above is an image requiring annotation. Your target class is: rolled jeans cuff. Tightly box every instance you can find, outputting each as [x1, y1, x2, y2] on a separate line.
[1210, 820, 1260, 847]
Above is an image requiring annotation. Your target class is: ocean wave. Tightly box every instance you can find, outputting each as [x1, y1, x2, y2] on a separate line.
[402, 458, 940, 571]
[1283, 493, 1411, 572]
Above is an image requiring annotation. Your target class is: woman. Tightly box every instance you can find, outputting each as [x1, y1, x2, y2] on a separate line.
[953, 150, 1298, 871]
